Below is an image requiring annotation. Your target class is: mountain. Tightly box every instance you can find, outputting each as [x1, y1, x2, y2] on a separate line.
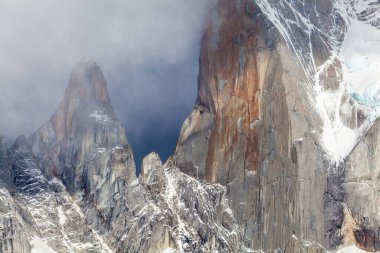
[174, 0, 380, 251]
[0, 60, 242, 253]
[0, 0, 380, 252]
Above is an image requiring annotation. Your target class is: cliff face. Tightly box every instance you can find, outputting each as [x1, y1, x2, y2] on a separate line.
[174, 0, 262, 184]
[174, 1, 323, 250]
[346, 120, 380, 251]
[174, 0, 380, 252]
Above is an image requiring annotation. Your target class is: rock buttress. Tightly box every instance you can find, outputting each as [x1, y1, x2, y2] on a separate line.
[174, 0, 352, 251]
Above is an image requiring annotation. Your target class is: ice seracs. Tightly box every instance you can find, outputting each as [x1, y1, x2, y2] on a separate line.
[321, 9, 380, 161]
[342, 18, 380, 120]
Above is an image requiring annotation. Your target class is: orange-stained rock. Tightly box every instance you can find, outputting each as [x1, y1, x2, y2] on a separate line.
[176, 0, 262, 184]
[173, 0, 364, 252]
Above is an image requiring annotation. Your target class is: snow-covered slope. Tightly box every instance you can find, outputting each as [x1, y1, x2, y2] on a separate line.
[341, 19, 380, 120]
[9, 135, 113, 252]
[349, 0, 380, 28]
[255, 0, 380, 162]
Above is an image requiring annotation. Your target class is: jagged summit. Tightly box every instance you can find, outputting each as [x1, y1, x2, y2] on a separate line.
[63, 59, 110, 105]
[26, 60, 134, 193]
[45, 60, 118, 142]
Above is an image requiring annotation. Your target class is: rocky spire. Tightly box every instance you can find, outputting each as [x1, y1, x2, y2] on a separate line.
[48, 60, 116, 142]
[62, 59, 110, 105]
[28, 60, 135, 193]
[3, 60, 140, 252]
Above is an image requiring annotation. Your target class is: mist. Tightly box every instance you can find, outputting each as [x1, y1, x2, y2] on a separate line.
[0, 0, 214, 171]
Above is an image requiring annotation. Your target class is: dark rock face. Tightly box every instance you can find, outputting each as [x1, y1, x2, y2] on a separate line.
[0, 138, 33, 253]
[0, 137, 12, 189]
[324, 162, 346, 248]
[11, 135, 49, 195]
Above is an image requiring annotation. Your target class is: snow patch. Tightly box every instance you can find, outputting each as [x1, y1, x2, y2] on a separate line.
[162, 247, 176, 253]
[57, 206, 66, 226]
[97, 147, 106, 153]
[246, 170, 257, 177]
[90, 110, 111, 125]
[322, 123, 359, 160]
[130, 178, 140, 188]
[335, 244, 368, 253]
[218, 79, 227, 91]
[30, 236, 56, 253]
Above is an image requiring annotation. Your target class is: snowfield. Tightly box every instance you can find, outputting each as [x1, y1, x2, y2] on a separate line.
[30, 236, 56, 253]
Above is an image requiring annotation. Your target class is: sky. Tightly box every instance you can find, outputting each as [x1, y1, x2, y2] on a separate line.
[0, 0, 214, 172]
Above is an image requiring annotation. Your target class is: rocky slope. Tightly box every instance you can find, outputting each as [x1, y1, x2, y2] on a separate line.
[0, 0, 379, 252]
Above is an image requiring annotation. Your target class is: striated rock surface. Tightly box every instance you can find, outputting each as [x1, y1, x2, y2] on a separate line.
[345, 120, 380, 251]
[0, 137, 12, 189]
[99, 155, 243, 253]
[8, 134, 112, 252]
[174, 0, 380, 252]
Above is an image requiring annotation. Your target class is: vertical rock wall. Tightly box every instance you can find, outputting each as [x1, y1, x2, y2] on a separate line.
[173, 0, 357, 251]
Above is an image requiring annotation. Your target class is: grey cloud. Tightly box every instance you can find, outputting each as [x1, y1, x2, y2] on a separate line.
[0, 0, 214, 168]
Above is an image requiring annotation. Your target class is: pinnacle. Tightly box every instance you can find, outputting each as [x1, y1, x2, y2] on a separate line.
[63, 59, 110, 104]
